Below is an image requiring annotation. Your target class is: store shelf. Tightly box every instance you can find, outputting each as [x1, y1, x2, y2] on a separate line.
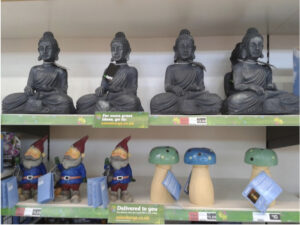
[149, 115, 300, 127]
[2, 114, 299, 127]
[1, 114, 94, 126]
[2, 178, 299, 223]
[2, 0, 298, 39]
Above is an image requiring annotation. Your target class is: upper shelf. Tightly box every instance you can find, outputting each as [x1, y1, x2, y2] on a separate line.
[1, 114, 299, 127]
[2, 0, 299, 39]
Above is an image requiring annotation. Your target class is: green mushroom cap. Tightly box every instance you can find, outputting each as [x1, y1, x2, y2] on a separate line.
[244, 148, 278, 167]
[149, 146, 179, 165]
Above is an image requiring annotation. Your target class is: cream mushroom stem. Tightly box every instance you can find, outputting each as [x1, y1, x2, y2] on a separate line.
[250, 165, 275, 207]
[150, 164, 174, 204]
[189, 165, 214, 206]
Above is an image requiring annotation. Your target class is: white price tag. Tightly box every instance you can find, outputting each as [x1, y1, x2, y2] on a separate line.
[198, 212, 216, 221]
[189, 117, 207, 126]
[253, 212, 281, 222]
[24, 208, 42, 217]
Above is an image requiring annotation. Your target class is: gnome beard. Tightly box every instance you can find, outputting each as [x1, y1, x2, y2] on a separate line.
[62, 156, 82, 170]
[110, 157, 129, 170]
[23, 157, 43, 169]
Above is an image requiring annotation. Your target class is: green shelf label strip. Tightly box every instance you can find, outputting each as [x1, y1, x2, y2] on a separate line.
[1, 114, 94, 126]
[149, 115, 300, 126]
[2, 206, 299, 223]
[2, 114, 299, 127]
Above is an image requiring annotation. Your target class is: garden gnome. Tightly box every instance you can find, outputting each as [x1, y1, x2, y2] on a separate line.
[105, 136, 133, 202]
[19, 136, 48, 201]
[55, 136, 88, 203]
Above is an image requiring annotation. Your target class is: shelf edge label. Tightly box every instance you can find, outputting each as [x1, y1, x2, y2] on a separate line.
[253, 212, 281, 222]
[93, 112, 149, 128]
[108, 203, 164, 224]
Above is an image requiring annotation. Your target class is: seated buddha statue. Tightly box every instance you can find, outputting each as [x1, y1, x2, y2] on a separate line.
[150, 29, 222, 114]
[223, 28, 299, 114]
[76, 32, 144, 114]
[2, 32, 75, 114]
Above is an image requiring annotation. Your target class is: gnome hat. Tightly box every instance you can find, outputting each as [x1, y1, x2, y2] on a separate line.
[111, 136, 131, 159]
[25, 135, 48, 159]
[65, 136, 88, 159]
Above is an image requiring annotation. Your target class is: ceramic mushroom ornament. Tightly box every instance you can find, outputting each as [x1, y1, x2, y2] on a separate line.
[184, 148, 216, 206]
[244, 147, 278, 206]
[148, 146, 179, 204]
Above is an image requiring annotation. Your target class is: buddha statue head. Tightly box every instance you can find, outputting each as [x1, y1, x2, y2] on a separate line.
[174, 29, 196, 63]
[111, 32, 131, 63]
[241, 28, 264, 61]
[38, 32, 60, 62]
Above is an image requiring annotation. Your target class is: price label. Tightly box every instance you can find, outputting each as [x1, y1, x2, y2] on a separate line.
[189, 117, 207, 126]
[198, 212, 217, 221]
[24, 208, 42, 217]
[252, 212, 281, 222]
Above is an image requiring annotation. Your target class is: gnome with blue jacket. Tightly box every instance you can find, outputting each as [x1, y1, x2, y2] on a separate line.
[104, 136, 133, 202]
[55, 136, 88, 203]
[19, 136, 48, 201]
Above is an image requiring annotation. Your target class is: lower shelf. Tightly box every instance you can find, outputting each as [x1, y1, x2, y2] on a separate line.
[2, 178, 299, 223]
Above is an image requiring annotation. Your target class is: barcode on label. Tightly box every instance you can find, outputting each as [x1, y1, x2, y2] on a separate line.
[253, 212, 281, 222]
[24, 208, 42, 217]
[189, 117, 207, 125]
[198, 212, 216, 221]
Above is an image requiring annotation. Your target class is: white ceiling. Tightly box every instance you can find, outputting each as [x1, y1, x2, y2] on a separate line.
[2, 0, 299, 39]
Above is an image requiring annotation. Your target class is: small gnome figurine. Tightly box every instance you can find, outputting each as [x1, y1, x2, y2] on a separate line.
[55, 136, 88, 203]
[19, 136, 48, 201]
[104, 136, 134, 202]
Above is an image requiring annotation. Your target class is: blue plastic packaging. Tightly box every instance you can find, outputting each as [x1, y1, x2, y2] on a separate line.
[162, 170, 181, 201]
[37, 173, 54, 204]
[1, 176, 19, 208]
[242, 171, 282, 213]
[87, 176, 109, 208]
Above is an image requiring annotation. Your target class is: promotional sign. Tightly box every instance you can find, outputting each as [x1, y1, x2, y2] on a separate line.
[108, 203, 164, 224]
[94, 112, 149, 128]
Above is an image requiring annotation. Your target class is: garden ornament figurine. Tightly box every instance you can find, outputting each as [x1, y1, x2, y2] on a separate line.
[76, 32, 144, 113]
[55, 136, 88, 203]
[19, 136, 48, 201]
[2, 32, 75, 114]
[150, 29, 222, 115]
[104, 136, 134, 202]
[223, 28, 299, 114]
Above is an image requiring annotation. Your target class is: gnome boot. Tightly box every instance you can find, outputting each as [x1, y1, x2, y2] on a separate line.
[32, 189, 38, 201]
[109, 191, 118, 202]
[121, 190, 133, 202]
[70, 190, 81, 203]
[19, 190, 31, 201]
[55, 190, 71, 201]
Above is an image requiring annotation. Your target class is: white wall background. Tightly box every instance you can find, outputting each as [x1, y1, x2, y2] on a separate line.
[2, 35, 299, 195]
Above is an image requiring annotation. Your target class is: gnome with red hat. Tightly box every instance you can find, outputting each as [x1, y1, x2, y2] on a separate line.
[55, 136, 88, 203]
[104, 136, 134, 202]
[19, 136, 48, 201]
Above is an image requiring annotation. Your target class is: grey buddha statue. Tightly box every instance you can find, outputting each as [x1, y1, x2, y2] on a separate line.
[150, 29, 222, 114]
[223, 28, 299, 114]
[76, 32, 144, 113]
[2, 32, 75, 114]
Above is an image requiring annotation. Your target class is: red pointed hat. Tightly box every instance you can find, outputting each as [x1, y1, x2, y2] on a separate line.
[72, 136, 89, 154]
[115, 136, 131, 153]
[32, 135, 48, 153]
